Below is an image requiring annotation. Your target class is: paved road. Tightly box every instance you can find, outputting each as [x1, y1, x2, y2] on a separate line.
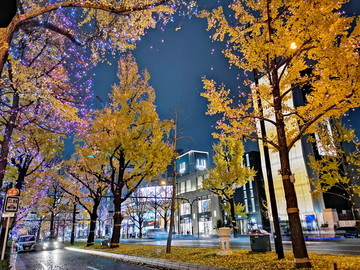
[117, 236, 360, 256]
[14, 248, 153, 270]
[13, 237, 360, 269]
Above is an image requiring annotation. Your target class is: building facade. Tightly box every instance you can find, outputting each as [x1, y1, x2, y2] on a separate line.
[175, 149, 269, 236]
[253, 72, 360, 235]
[233, 151, 270, 234]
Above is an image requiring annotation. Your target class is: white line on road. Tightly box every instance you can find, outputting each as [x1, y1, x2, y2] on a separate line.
[87, 267, 100, 270]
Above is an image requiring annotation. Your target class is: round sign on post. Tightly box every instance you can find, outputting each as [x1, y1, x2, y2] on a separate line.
[7, 188, 19, 196]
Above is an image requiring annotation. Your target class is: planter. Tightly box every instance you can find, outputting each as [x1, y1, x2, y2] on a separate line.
[217, 227, 232, 255]
[217, 227, 231, 237]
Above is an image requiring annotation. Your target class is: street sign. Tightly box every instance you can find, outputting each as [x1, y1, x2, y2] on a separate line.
[4, 196, 19, 212]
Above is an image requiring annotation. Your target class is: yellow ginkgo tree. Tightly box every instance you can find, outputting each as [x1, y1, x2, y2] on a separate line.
[60, 155, 107, 246]
[200, 0, 360, 268]
[76, 54, 175, 248]
[203, 136, 254, 237]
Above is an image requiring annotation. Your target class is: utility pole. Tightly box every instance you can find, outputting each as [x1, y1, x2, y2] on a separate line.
[253, 69, 284, 259]
[166, 115, 178, 253]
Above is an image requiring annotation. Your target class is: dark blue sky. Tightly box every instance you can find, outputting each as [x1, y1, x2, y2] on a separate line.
[94, 1, 360, 157]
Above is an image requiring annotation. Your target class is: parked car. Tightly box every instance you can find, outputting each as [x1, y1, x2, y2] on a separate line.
[335, 226, 359, 238]
[145, 229, 168, 239]
[249, 229, 270, 235]
[15, 235, 37, 252]
[40, 236, 61, 250]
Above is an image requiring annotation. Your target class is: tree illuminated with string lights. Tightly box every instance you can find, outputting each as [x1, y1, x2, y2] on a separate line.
[0, 0, 196, 189]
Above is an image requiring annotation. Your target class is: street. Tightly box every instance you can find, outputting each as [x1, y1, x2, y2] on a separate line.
[15, 248, 153, 270]
[14, 237, 360, 270]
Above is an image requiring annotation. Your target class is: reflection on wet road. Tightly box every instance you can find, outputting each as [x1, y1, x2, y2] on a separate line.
[15, 248, 153, 270]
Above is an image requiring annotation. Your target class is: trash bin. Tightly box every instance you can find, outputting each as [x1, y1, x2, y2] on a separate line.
[250, 234, 271, 252]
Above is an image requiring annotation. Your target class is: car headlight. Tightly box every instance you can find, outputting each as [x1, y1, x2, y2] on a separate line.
[43, 243, 49, 248]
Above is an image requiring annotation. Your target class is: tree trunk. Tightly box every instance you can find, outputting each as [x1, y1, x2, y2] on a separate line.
[110, 194, 123, 248]
[36, 219, 43, 241]
[163, 213, 168, 232]
[229, 198, 238, 238]
[0, 26, 12, 78]
[87, 211, 98, 246]
[272, 69, 311, 268]
[50, 211, 55, 237]
[0, 92, 19, 187]
[70, 204, 76, 245]
[138, 223, 143, 238]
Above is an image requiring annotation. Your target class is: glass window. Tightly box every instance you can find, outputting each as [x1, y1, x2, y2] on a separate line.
[245, 153, 250, 168]
[198, 196, 210, 213]
[196, 159, 207, 170]
[186, 179, 192, 192]
[179, 162, 186, 174]
[180, 182, 185, 194]
[251, 198, 255, 213]
[197, 176, 203, 189]
[180, 202, 191, 215]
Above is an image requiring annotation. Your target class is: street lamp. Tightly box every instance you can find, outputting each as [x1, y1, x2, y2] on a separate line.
[290, 42, 297, 50]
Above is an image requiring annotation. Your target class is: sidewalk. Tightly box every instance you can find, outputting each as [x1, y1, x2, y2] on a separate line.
[65, 247, 228, 270]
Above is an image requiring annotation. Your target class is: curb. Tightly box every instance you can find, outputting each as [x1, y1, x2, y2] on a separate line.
[65, 247, 227, 270]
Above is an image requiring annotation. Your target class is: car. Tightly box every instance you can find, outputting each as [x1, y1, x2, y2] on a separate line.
[40, 236, 61, 250]
[249, 229, 270, 235]
[335, 226, 359, 238]
[145, 229, 168, 239]
[15, 235, 37, 252]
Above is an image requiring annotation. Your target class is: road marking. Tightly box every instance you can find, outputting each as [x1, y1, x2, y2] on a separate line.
[40, 262, 48, 269]
[87, 267, 100, 270]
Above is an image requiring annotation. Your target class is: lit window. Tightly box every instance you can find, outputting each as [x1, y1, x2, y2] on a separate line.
[180, 182, 185, 194]
[198, 196, 210, 213]
[196, 159, 207, 170]
[197, 176, 203, 189]
[315, 119, 337, 156]
[181, 202, 191, 215]
[186, 179, 192, 192]
[251, 198, 255, 213]
[179, 162, 186, 174]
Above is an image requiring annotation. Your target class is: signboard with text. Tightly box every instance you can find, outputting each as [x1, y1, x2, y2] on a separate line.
[4, 196, 19, 213]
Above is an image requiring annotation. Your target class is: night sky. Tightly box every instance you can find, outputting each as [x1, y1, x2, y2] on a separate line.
[93, 0, 360, 160]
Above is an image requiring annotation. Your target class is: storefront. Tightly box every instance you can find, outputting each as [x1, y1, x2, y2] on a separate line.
[179, 215, 192, 235]
[198, 213, 212, 236]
